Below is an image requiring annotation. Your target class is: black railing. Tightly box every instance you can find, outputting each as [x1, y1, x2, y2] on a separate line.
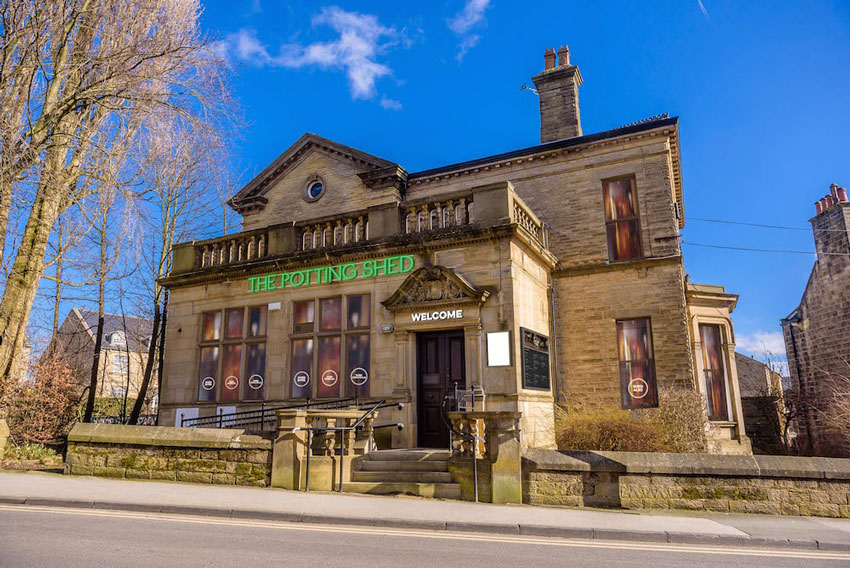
[293, 400, 405, 493]
[442, 386, 484, 503]
[180, 398, 360, 430]
[92, 415, 157, 426]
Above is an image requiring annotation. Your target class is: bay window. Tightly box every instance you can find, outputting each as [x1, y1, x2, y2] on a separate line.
[699, 324, 731, 421]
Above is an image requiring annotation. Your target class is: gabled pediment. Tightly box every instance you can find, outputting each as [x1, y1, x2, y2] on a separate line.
[382, 265, 490, 312]
[229, 133, 403, 214]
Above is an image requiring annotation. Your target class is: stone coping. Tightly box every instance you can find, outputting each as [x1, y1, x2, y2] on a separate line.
[67, 423, 271, 450]
[522, 449, 850, 480]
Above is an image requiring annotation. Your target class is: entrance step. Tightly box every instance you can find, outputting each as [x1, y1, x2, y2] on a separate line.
[363, 449, 451, 462]
[341, 481, 461, 500]
[358, 460, 449, 472]
[350, 470, 453, 483]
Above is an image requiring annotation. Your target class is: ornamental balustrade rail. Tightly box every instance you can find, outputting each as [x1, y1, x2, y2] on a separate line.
[172, 181, 550, 276]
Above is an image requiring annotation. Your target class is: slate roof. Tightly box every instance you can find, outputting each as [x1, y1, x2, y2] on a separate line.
[76, 309, 153, 352]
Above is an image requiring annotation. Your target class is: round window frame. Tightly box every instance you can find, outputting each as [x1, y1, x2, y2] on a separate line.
[303, 176, 326, 203]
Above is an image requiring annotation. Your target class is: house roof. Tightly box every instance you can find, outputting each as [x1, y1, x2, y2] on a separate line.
[75, 309, 154, 352]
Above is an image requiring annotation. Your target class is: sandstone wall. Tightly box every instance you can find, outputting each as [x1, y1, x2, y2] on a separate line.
[523, 449, 850, 518]
[66, 423, 271, 486]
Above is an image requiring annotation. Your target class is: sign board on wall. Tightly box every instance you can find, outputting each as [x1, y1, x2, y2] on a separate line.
[248, 254, 415, 293]
[521, 327, 551, 391]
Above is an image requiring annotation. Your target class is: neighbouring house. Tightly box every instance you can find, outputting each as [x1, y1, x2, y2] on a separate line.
[735, 352, 788, 454]
[782, 183, 850, 457]
[41, 308, 155, 404]
[159, 46, 751, 454]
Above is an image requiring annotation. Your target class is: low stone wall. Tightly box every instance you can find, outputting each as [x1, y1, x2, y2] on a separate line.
[66, 423, 272, 486]
[523, 450, 850, 518]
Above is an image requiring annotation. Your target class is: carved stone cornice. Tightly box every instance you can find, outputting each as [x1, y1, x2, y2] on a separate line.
[382, 265, 490, 313]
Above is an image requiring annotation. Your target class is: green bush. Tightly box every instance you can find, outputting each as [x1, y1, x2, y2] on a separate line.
[556, 387, 709, 453]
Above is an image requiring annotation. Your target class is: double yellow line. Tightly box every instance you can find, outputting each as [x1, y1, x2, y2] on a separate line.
[2, 504, 849, 561]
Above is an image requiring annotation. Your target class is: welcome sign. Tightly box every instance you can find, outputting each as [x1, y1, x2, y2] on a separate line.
[248, 254, 415, 293]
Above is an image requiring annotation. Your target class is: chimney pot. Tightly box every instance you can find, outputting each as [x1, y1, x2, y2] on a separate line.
[838, 187, 848, 202]
[830, 183, 839, 200]
[820, 197, 829, 212]
[816, 201, 824, 215]
[544, 48, 556, 70]
[557, 45, 570, 67]
[826, 195, 837, 209]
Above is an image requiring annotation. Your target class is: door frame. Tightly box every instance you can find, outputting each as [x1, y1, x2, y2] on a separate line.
[415, 328, 466, 448]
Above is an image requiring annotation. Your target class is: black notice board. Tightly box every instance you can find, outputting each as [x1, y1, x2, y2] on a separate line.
[521, 327, 551, 391]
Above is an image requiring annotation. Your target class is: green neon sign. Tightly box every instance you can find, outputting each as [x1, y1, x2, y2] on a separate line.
[248, 254, 415, 293]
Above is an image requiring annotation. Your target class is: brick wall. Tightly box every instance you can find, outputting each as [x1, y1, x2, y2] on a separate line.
[523, 449, 850, 518]
[66, 423, 272, 487]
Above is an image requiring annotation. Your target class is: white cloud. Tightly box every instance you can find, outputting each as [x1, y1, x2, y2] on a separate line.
[736, 330, 789, 377]
[222, 7, 398, 101]
[447, 0, 491, 62]
[380, 96, 402, 111]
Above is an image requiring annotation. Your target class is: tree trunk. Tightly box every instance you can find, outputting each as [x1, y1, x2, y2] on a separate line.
[0, 148, 65, 387]
[82, 313, 104, 423]
[155, 292, 168, 422]
[128, 302, 160, 425]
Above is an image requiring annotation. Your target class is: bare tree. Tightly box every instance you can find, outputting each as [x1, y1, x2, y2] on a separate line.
[0, 0, 232, 394]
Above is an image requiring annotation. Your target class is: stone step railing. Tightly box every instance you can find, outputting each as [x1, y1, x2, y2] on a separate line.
[403, 195, 473, 234]
[297, 214, 369, 252]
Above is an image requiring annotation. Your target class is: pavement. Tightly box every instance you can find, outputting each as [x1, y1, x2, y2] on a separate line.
[2, 470, 850, 551]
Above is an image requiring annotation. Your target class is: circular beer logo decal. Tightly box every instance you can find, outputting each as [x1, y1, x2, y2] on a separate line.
[293, 370, 310, 388]
[349, 367, 368, 386]
[628, 378, 649, 399]
[201, 376, 215, 391]
[224, 375, 239, 390]
[321, 369, 339, 387]
[248, 374, 264, 390]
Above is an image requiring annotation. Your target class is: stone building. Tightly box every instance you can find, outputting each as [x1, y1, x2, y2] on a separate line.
[41, 308, 154, 401]
[159, 47, 750, 453]
[735, 352, 787, 454]
[782, 184, 850, 457]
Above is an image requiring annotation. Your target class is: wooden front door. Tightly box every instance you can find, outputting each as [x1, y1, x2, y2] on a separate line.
[416, 330, 466, 448]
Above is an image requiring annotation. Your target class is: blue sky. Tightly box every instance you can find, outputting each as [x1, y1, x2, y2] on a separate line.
[201, 0, 850, 368]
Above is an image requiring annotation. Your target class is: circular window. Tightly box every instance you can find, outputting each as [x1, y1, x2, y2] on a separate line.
[304, 179, 324, 202]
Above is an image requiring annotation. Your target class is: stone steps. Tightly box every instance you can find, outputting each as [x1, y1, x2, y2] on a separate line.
[345, 449, 459, 499]
[358, 460, 449, 472]
[342, 481, 461, 499]
[350, 470, 453, 483]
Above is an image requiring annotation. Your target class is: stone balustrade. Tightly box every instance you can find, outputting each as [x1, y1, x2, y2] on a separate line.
[170, 181, 549, 276]
[297, 214, 369, 251]
[403, 195, 473, 234]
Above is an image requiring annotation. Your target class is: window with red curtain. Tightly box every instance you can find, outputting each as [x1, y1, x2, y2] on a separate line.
[603, 177, 642, 261]
[198, 307, 266, 402]
[617, 318, 658, 409]
[699, 324, 730, 421]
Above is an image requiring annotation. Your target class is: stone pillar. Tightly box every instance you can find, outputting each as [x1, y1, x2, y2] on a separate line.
[271, 410, 307, 490]
[484, 412, 523, 504]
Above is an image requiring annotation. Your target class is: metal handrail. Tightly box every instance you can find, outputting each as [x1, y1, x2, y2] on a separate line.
[290, 400, 405, 493]
[441, 393, 484, 503]
[179, 397, 357, 430]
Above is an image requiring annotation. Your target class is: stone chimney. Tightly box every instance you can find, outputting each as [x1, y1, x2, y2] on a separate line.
[532, 45, 583, 143]
[811, 183, 850, 276]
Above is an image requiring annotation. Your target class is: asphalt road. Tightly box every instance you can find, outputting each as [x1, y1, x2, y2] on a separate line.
[1, 505, 848, 568]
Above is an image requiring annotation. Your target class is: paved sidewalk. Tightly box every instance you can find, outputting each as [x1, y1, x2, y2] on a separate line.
[2, 470, 850, 550]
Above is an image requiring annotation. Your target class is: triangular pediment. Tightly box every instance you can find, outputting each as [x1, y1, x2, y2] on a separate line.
[229, 133, 400, 214]
[382, 265, 490, 312]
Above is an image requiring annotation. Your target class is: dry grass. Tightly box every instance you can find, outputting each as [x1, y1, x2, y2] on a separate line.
[556, 387, 709, 453]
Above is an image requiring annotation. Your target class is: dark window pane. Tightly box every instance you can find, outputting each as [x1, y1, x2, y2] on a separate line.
[347, 294, 370, 329]
[202, 312, 221, 342]
[292, 338, 313, 398]
[700, 324, 730, 421]
[317, 337, 341, 398]
[607, 220, 642, 261]
[616, 319, 658, 409]
[244, 343, 266, 400]
[320, 297, 342, 331]
[221, 344, 242, 402]
[198, 346, 219, 401]
[346, 334, 370, 397]
[248, 306, 267, 338]
[603, 178, 638, 221]
[225, 308, 244, 339]
[294, 300, 314, 333]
